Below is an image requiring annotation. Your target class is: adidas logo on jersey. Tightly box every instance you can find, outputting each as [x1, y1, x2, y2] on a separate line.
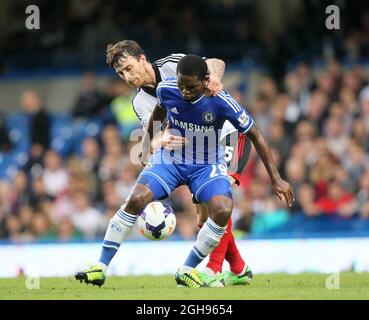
[170, 107, 179, 114]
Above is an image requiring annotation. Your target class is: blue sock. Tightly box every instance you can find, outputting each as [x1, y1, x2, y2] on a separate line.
[183, 218, 227, 268]
[184, 246, 207, 268]
[99, 240, 120, 266]
[98, 210, 137, 268]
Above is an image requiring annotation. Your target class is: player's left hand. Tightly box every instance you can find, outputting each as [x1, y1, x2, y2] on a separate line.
[204, 75, 223, 96]
[272, 178, 295, 208]
[228, 175, 237, 186]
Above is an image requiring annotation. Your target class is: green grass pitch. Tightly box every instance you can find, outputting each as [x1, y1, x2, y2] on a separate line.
[0, 272, 368, 300]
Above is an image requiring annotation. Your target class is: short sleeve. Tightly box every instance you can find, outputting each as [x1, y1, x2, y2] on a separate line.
[217, 91, 254, 134]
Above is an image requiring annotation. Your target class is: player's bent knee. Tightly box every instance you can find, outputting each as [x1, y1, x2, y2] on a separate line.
[208, 197, 233, 227]
[210, 208, 232, 227]
[124, 184, 153, 214]
[125, 193, 148, 213]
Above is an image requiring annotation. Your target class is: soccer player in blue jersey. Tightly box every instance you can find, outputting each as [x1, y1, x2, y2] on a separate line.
[76, 40, 253, 287]
[75, 54, 294, 288]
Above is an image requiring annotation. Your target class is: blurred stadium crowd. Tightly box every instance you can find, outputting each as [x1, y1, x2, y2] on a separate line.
[0, 0, 369, 242]
[1, 59, 369, 241]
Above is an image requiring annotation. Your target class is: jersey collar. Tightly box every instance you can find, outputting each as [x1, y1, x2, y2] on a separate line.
[190, 95, 204, 104]
[141, 63, 162, 97]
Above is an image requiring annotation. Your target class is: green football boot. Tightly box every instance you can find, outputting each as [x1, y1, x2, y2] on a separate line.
[75, 265, 106, 287]
[221, 265, 253, 286]
[175, 268, 209, 288]
[199, 272, 225, 288]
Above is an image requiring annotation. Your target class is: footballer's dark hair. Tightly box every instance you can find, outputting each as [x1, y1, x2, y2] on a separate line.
[106, 40, 146, 68]
[177, 54, 208, 80]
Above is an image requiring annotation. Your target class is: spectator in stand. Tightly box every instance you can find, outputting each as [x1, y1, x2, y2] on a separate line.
[57, 216, 84, 241]
[0, 208, 9, 238]
[66, 156, 98, 201]
[339, 86, 360, 117]
[308, 145, 340, 198]
[29, 176, 53, 209]
[293, 183, 318, 216]
[323, 115, 350, 158]
[251, 93, 271, 134]
[258, 76, 279, 106]
[250, 196, 290, 235]
[351, 118, 369, 151]
[98, 125, 128, 182]
[0, 113, 11, 153]
[232, 190, 253, 233]
[23, 143, 45, 179]
[303, 89, 329, 133]
[267, 120, 292, 161]
[315, 179, 356, 218]
[359, 85, 369, 130]
[0, 180, 12, 216]
[342, 142, 369, 189]
[115, 163, 139, 202]
[80, 137, 101, 174]
[70, 191, 105, 238]
[42, 150, 69, 197]
[285, 157, 307, 192]
[18, 206, 34, 240]
[20, 90, 51, 151]
[9, 171, 31, 214]
[31, 211, 55, 239]
[100, 179, 121, 219]
[109, 80, 140, 140]
[71, 71, 108, 119]
[316, 72, 337, 103]
[5, 214, 22, 241]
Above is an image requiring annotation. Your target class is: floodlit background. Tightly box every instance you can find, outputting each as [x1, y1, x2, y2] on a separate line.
[0, 0, 369, 277]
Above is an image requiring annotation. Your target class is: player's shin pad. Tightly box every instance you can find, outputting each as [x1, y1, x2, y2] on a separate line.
[194, 217, 227, 257]
[103, 210, 137, 246]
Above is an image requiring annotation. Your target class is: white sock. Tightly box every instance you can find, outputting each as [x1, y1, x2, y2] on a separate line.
[204, 267, 219, 276]
[181, 217, 227, 270]
[97, 262, 107, 273]
[195, 217, 227, 257]
[102, 208, 137, 248]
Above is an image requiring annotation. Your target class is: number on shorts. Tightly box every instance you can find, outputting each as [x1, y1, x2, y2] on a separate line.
[210, 164, 228, 178]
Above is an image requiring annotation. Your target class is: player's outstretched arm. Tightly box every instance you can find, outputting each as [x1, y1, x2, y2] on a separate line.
[205, 58, 225, 96]
[246, 125, 295, 207]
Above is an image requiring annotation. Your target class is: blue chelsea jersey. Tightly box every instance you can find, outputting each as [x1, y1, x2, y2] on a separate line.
[156, 78, 254, 164]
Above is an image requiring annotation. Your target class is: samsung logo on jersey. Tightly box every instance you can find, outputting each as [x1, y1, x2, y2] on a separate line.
[170, 116, 214, 132]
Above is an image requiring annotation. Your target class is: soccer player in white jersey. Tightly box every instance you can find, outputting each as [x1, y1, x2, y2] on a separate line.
[75, 40, 252, 286]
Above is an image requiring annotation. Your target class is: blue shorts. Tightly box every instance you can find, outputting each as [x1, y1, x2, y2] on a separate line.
[137, 150, 232, 203]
